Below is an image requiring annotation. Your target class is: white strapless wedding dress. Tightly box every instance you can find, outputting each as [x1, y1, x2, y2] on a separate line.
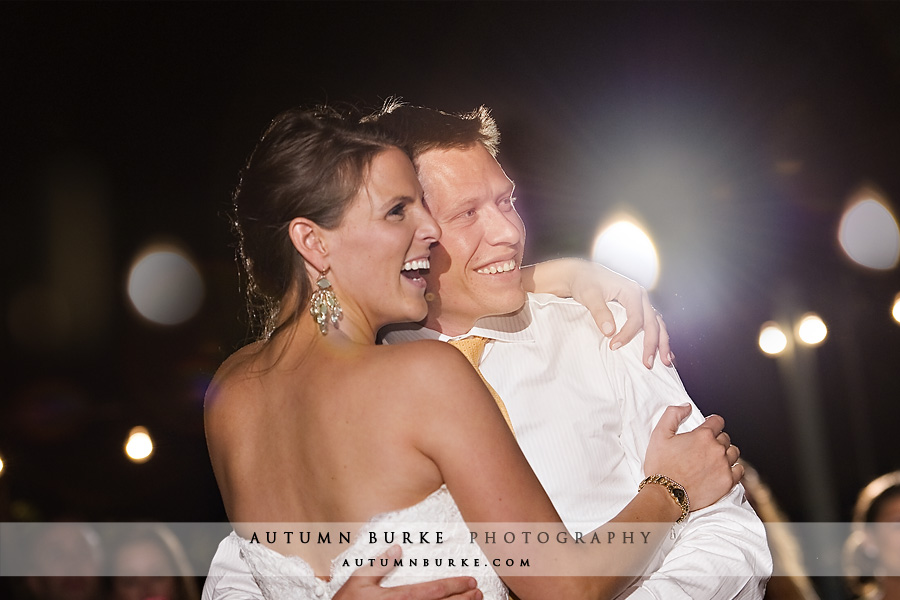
[236, 485, 508, 599]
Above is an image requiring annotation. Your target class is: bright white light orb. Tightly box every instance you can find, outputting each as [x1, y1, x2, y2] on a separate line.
[838, 197, 900, 270]
[893, 293, 900, 325]
[796, 313, 827, 346]
[759, 322, 788, 356]
[128, 246, 204, 325]
[591, 220, 660, 289]
[125, 427, 154, 463]
[0, 455, 4, 477]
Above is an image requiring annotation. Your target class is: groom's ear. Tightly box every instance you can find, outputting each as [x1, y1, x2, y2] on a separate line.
[288, 217, 328, 271]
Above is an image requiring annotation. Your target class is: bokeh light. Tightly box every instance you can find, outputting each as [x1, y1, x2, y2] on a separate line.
[759, 322, 788, 356]
[125, 426, 154, 463]
[796, 313, 828, 346]
[838, 189, 900, 270]
[893, 293, 900, 325]
[127, 245, 204, 325]
[591, 219, 660, 289]
[0, 454, 5, 478]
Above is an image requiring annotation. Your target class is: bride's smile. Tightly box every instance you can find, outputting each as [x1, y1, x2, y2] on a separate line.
[303, 146, 440, 341]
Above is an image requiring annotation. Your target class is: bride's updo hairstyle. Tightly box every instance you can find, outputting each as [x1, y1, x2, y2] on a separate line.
[232, 107, 394, 340]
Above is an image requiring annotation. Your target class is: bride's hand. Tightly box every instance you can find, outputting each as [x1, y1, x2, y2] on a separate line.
[523, 258, 672, 368]
[334, 545, 483, 600]
[643, 405, 742, 512]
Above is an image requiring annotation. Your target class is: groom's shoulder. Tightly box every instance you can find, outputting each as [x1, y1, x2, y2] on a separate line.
[527, 292, 627, 328]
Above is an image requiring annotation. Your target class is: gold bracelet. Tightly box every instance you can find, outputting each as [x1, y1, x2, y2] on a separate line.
[639, 474, 690, 523]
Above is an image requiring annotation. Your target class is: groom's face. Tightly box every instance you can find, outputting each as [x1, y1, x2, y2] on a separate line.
[415, 144, 527, 336]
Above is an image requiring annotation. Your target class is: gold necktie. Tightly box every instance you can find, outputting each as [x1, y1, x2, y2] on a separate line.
[448, 336, 515, 436]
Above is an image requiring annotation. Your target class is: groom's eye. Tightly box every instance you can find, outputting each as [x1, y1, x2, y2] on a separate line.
[499, 196, 517, 210]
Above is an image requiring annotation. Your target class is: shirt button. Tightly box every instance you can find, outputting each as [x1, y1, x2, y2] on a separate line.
[314, 582, 325, 597]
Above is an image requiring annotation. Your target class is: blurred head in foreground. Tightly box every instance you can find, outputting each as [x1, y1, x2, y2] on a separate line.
[108, 524, 199, 600]
[24, 523, 104, 600]
[844, 471, 900, 600]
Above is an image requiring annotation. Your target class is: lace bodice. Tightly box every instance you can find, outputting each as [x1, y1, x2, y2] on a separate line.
[236, 485, 508, 599]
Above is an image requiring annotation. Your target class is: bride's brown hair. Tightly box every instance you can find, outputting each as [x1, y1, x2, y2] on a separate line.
[232, 107, 394, 340]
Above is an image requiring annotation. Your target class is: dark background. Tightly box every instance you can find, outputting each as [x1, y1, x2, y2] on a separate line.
[2, 0, 899, 583]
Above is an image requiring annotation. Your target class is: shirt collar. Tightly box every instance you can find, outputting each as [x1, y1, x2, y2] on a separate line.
[379, 297, 536, 345]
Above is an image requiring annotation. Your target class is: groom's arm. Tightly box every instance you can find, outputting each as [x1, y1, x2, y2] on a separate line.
[619, 487, 770, 600]
[606, 304, 772, 599]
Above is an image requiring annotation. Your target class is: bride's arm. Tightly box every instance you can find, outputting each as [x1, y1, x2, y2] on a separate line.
[411, 343, 739, 600]
[520, 259, 672, 368]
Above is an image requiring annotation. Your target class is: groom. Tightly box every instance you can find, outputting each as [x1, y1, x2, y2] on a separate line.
[202, 104, 771, 599]
[373, 104, 770, 599]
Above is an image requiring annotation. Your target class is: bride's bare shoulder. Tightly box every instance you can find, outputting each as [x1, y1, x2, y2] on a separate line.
[377, 339, 472, 373]
[370, 340, 484, 402]
[204, 341, 268, 415]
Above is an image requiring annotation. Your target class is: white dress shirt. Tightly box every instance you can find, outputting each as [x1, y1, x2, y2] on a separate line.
[202, 294, 771, 600]
[384, 294, 771, 599]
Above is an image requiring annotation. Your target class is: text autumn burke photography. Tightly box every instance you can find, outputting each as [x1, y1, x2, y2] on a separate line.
[244, 528, 655, 546]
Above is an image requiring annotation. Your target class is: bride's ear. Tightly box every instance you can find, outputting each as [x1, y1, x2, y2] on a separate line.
[288, 217, 328, 272]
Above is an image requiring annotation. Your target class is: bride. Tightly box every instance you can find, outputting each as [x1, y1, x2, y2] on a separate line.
[204, 106, 741, 600]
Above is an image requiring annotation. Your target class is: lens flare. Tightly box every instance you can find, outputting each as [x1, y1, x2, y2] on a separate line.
[759, 322, 788, 356]
[127, 245, 204, 325]
[796, 313, 827, 346]
[893, 293, 900, 325]
[125, 426, 154, 463]
[592, 219, 660, 289]
[838, 189, 900, 270]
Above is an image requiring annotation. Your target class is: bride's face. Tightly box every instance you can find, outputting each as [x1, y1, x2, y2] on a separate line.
[324, 147, 440, 331]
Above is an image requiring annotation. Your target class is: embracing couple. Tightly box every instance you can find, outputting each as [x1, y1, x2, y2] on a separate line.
[202, 102, 772, 600]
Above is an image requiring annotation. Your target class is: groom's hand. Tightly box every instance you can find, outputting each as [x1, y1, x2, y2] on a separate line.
[334, 545, 483, 600]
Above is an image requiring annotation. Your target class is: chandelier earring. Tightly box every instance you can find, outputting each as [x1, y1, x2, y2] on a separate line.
[310, 270, 342, 335]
